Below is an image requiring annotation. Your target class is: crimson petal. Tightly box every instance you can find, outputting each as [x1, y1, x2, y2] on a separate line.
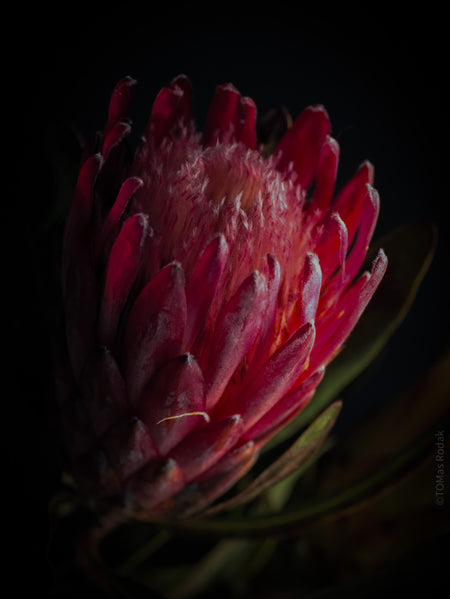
[124, 262, 187, 404]
[311, 249, 388, 370]
[104, 76, 136, 137]
[99, 213, 149, 347]
[332, 160, 374, 245]
[144, 75, 192, 146]
[245, 254, 281, 379]
[204, 271, 268, 411]
[315, 211, 348, 285]
[140, 353, 206, 456]
[238, 96, 257, 150]
[95, 176, 143, 262]
[274, 105, 331, 189]
[242, 367, 325, 443]
[184, 234, 229, 350]
[310, 136, 340, 213]
[168, 415, 243, 482]
[343, 185, 380, 285]
[218, 321, 315, 433]
[203, 83, 241, 146]
[298, 253, 322, 325]
[101, 120, 131, 159]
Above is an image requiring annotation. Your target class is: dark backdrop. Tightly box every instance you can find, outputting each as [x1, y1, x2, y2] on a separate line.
[5, 3, 448, 596]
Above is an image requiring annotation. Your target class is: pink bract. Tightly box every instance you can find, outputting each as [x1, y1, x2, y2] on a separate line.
[58, 74, 387, 518]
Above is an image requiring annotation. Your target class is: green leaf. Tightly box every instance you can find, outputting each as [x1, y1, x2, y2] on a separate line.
[202, 401, 342, 517]
[302, 351, 450, 578]
[267, 221, 437, 448]
[149, 414, 443, 539]
[160, 404, 344, 597]
[317, 349, 450, 493]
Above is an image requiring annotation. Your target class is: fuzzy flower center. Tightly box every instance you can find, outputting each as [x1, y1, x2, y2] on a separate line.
[203, 145, 265, 213]
[131, 134, 311, 337]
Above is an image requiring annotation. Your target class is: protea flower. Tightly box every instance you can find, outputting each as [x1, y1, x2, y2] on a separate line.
[58, 74, 387, 520]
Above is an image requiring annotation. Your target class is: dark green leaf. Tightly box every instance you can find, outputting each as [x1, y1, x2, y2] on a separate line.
[203, 401, 342, 517]
[149, 416, 441, 539]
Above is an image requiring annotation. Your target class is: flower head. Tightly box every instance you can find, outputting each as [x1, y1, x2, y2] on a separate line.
[58, 75, 387, 518]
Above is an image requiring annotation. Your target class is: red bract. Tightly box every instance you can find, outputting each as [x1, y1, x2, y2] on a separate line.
[58, 75, 387, 518]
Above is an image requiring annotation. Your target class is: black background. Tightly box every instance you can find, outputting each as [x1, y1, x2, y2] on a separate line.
[5, 2, 449, 596]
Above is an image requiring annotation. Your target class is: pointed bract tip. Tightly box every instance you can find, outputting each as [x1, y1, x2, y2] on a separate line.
[325, 135, 340, 154]
[91, 152, 104, 165]
[359, 160, 375, 182]
[241, 96, 256, 108]
[168, 260, 185, 281]
[219, 82, 240, 94]
[179, 352, 195, 364]
[214, 233, 229, 253]
[365, 183, 380, 206]
[305, 319, 316, 332]
[266, 253, 281, 271]
[374, 247, 388, 267]
[305, 251, 320, 266]
[121, 75, 137, 86]
[171, 73, 190, 85]
[229, 414, 243, 425]
[307, 104, 329, 117]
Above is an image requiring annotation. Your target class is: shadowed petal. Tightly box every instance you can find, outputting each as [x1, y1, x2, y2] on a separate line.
[73, 450, 121, 500]
[104, 76, 136, 137]
[140, 354, 206, 456]
[126, 458, 186, 512]
[144, 75, 192, 146]
[62, 154, 103, 297]
[124, 263, 187, 404]
[95, 176, 144, 262]
[168, 415, 243, 482]
[101, 121, 131, 159]
[99, 213, 149, 347]
[238, 96, 257, 150]
[203, 83, 241, 146]
[242, 367, 325, 443]
[81, 348, 129, 436]
[183, 442, 259, 516]
[274, 105, 331, 189]
[102, 417, 158, 481]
